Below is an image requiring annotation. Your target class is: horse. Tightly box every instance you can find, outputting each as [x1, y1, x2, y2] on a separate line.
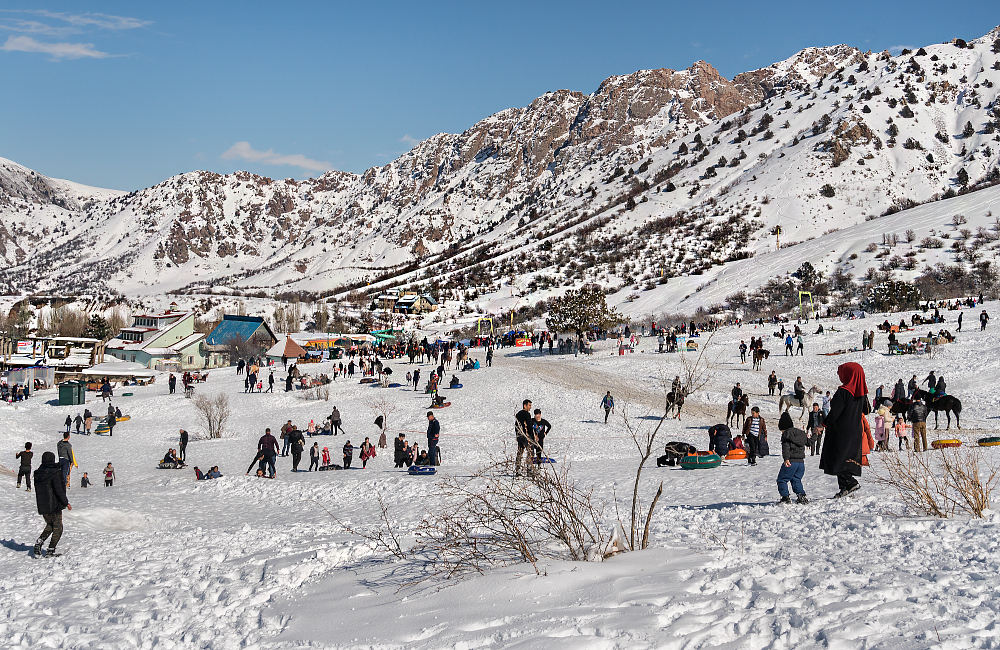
[778, 386, 822, 420]
[666, 390, 685, 420]
[727, 394, 750, 428]
[914, 389, 962, 429]
[751, 348, 770, 371]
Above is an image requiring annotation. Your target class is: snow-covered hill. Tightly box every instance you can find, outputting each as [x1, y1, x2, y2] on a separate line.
[3, 27, 1000, 306]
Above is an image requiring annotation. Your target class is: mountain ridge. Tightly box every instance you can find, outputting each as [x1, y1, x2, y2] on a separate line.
[2, 26, 999, 309]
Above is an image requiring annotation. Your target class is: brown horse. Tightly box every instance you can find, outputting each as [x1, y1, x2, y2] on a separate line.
[666, 390, 685, 419]
[752, 348, 770, 371]
[727, 394, 750, 428]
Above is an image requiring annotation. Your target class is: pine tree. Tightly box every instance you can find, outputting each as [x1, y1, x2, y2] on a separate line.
[963, 121, 975, 138]
[957, 167, 969, 187]
[546, 286, 621, 335]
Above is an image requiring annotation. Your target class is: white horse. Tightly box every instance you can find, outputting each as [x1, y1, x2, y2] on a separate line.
[778, 386, 822, 419]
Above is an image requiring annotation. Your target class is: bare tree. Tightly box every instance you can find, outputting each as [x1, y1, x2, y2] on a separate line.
[192, 394, 231, 439]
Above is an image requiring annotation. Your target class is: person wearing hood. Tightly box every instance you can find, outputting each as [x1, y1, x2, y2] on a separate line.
[820, 362, 873, 498]
[32, 451, 71, 557]
[777, 412, 809, 504]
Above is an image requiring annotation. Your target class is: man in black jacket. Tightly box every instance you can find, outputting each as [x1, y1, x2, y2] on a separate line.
[33, 451, 71, 557]
[777, 412, 808, 504]
[514, 399, 534, 475]
[289, 428, 306, 472]
[16, 442, 33, 491]
[393, 433, 406, 468]
[806, 404, 825, 456]
[179, 429, 189, 461]
[426, 412, 441, 466]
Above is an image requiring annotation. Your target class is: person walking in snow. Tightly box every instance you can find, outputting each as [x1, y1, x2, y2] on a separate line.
[820, 362, 873, 498]
[360, 437, 376, 468]
[266, 371, 274, 393]
[32, 451, 71, 557]
[795, 334, 805, 356]
[103, 462, 116, 487]
[179, 429, 188, 462]
[980, 310, 989, 331]
[806, 403, 825, 456]
[957, 312, 963, 332]
[256, 428, 279, 478]
[330, 407, 344, 436]
[73, 413, 83, 434]
[56, 432, 75, 488]
[16, 442, 33, 491]
[767, 372, 778, 396]
[739, 340, 748, 364]
[784, 334, 794, 356]
[342, 440, 354, 469]
[601, 391, 615, 424]
[64, 415, 71, 435]
[309, 442, 320, 471]
[776, 412, 808, 504]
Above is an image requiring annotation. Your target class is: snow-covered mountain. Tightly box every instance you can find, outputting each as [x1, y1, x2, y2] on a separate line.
[3, 27, 1000, 305]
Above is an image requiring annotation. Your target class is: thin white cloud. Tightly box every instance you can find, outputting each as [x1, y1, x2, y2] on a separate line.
[887, 45, 915, 56]
[0, 9, 149, 32]
[0, 10, 147, 59]
[399, 134, 421, 147]
[221, 141, 334, 173]
[1, 35, 110, 59]
[29, 10, 150, 31]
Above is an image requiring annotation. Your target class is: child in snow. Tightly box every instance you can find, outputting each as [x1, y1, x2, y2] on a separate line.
[895, 416, 910, 450]
[80, 472, 92, 488]
[873, 408, 888, 452]
[731, 435, 745, 450]
[776, 412, 808, 504]
[321, 446, 331, 468]
[104, 463, 116, 487]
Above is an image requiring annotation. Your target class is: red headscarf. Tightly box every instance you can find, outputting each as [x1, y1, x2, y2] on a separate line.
[837, 362, 868, 397]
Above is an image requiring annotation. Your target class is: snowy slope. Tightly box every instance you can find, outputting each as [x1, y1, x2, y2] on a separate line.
[2, 27, 999, 306]
[2, 303, 1000, 647]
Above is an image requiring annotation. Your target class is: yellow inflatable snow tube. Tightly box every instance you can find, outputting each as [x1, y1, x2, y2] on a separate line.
[977, 436, 1000, 447]
[931, 439, 962, 449]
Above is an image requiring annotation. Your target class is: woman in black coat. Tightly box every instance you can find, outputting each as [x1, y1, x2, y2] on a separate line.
[819, 362, 871, 497]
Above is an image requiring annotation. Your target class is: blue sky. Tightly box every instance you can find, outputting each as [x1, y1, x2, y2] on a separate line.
[0, 1, 996, 190]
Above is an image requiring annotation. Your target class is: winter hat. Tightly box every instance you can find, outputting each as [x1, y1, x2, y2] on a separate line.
[41, 451, 56, 464]
[778, 412, 794, 431]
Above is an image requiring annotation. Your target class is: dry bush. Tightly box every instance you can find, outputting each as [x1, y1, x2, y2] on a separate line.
[872, 446, 999, 518]
[413, 456, 607, 577]
[192, 394, 231, 439]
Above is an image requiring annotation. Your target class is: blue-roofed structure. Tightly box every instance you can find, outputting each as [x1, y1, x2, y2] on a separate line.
[205, 315, 278, 359]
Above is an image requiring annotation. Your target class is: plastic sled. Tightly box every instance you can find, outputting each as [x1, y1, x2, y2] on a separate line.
[531, 457, 556, 464]
[387, 382, 403, 388]
[116, 416, 130, 422]
[680, 451, 722, 469]
[122, 392, 134, 397]
[446, 384, 463, 389]
[157, 462, 185, 469]
[430, 402, 452, 409]
[359, 377, 377, 384]
[408, 466, 436, 475]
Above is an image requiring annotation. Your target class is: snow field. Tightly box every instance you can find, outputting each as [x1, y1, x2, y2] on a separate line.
[1, 303, 1000, 647]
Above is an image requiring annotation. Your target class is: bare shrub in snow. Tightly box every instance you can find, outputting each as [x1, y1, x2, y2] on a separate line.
[412, 456, 607, 577]
[192, 394, 231, 439]
[872, 446, 999, 519]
